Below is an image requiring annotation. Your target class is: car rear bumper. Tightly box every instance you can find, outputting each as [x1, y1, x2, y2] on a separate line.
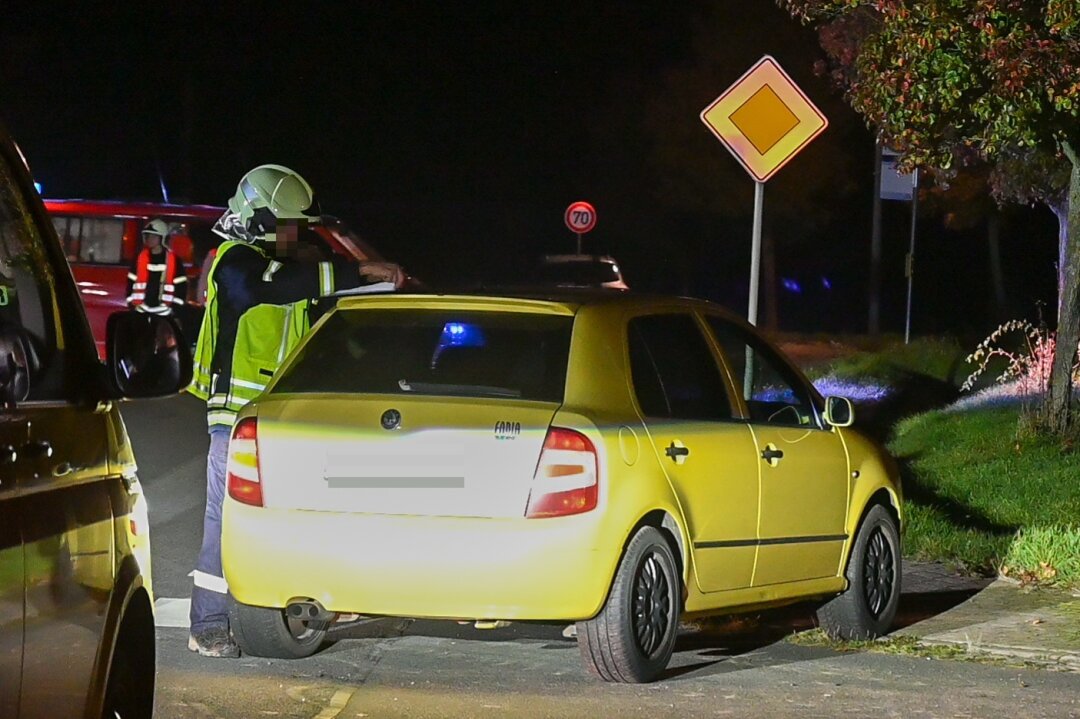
[221, 499, 618, 621]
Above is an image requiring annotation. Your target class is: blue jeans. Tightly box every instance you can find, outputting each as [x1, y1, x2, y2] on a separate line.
[190, 426, 231, 633]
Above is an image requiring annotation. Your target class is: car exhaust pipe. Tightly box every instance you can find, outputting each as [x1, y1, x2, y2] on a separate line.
[285, 600, 335, 623]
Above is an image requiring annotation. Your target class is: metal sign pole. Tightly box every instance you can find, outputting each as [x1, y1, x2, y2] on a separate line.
[576, 232, 582, 255]
[748, 181, 764, 326]
[904, 168, 920, 344]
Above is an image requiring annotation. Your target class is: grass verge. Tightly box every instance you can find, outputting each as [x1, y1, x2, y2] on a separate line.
[786, 628, 968, 660]
[888, 404, 1080, 588]
[785, 629, 1048, 670]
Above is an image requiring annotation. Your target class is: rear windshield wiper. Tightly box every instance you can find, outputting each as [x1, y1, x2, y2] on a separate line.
[398, 379, 521, 398]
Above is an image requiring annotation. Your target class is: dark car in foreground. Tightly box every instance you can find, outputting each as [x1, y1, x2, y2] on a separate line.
[2, 128, 191, 717]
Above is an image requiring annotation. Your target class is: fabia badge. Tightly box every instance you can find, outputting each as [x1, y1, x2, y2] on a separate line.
[494, 421, 521, 440]
[381, 409, 402, 430]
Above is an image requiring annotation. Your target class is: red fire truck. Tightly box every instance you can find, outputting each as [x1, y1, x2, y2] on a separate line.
[45, 199, 395, 357]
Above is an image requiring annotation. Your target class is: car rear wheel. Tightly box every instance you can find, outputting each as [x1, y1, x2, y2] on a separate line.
[229, 600, 329, 659]
[816, 504, 901, 640]
[576, 526, 680, 683]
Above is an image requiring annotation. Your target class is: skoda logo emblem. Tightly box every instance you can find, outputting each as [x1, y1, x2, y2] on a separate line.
[381, 409, 402, 430]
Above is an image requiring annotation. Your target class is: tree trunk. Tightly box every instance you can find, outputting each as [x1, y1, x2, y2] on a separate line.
[1046, 141, 1080, 433]
[987, 212, 1007, 321]
[1051, 201, 1069, 322]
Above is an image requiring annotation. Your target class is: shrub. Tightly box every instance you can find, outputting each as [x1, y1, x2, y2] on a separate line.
[1001, 526, 1080, 587]
[962, 319, 1059, 396]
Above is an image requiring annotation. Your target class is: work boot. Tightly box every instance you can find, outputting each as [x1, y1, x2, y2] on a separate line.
[187, 627, 240, 658]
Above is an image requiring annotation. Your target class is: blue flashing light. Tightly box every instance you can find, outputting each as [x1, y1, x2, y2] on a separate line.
[781, 278, 802, 294]
[441, 322, 483, 346]
[33, 182, 42, 195]
[821, 276, 832, 290]
[431, 321, 486, 369]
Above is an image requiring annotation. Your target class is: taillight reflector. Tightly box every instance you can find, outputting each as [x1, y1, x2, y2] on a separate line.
[227, 417, 263, 507]
[526, 427, 598, 518]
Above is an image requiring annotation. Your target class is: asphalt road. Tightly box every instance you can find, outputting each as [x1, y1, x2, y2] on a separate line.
[120, 395, 1080, 718]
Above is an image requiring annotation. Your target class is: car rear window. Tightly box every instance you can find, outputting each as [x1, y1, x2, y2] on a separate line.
[272, 309, 574, 402]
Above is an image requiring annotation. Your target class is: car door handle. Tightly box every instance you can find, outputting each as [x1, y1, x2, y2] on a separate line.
[22, 439, 53, 460]
[761, 446, 784, 463]
[665, 442, 690, 460]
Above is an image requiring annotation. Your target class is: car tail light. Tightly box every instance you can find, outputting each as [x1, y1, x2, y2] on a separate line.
[526, 427, 598, 518]
[227, 417, 263, 507]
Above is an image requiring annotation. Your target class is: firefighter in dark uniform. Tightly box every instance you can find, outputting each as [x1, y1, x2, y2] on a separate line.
[187, 164, 403, 657]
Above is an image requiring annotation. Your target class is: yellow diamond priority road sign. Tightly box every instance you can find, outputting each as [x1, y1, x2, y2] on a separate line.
[700, 55, 827, 183]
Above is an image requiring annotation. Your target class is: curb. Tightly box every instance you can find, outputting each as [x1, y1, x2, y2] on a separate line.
[896, 574, 1080, 672]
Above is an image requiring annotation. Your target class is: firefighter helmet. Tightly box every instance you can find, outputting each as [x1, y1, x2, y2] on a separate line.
[141, 218, 172, 239]
[227, 164, 320, 241]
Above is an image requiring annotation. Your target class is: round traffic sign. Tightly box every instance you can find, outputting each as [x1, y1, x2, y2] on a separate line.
[564, 201, 597, 234]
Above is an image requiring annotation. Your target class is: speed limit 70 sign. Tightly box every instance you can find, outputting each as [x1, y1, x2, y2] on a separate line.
[564, 201, 597, 234]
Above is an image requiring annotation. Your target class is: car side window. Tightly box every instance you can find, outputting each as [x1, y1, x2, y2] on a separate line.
[705, 315, 818, 428]
[627, 314, 732, 421]
[0, 159, 69, 401]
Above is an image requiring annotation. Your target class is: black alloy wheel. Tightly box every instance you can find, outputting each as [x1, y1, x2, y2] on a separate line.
[816, 504, 902, 640]
[577, 526, 681, 683]
[863, 526, 895, 618]
[633, 552, 673, 657]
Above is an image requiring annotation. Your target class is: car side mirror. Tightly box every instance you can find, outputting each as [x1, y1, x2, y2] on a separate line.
[823, 396, 854, 428]
[0, 321, 34, 406]
[106, 312, 193, 398]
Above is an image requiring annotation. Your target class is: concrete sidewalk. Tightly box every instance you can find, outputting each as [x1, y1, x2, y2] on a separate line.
[897, 560, 1080, 672]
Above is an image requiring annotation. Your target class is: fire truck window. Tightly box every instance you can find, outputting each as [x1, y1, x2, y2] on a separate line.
[51, 216, 83, 260]
[72, 217, 124, 264]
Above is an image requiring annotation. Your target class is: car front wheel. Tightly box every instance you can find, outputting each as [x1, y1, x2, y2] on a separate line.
[576, 526, 680, 683]
[817, 504, 901, 640]
[229, 599, 329, 659]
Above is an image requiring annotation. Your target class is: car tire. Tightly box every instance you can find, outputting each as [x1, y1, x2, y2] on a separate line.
[102, 642, 137, 719]
[817, 504, 902, 640]
[229, 599, 329, 659]
[576, 526, 680, 683]
[101, 616, 155, 719]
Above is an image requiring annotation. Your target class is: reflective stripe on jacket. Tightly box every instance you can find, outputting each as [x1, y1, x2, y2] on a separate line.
[127, 247, 187, 312]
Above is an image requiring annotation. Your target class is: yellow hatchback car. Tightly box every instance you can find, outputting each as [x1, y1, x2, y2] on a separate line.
[221, 291, 902, 683]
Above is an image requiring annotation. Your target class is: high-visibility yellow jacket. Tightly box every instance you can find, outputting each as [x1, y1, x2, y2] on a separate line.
[189, 240, 360, 427]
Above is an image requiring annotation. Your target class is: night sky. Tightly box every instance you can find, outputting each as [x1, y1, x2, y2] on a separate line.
[1, 2, 1060, 336]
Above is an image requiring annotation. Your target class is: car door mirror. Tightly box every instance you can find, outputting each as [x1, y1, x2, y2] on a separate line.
[0, 321, 35, 406]
[105, 311, 193, 398]
[823, 396, 854, 428]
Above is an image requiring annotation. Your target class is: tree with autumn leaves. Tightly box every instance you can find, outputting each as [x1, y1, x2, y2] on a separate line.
[780, 0, 1080, 434]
